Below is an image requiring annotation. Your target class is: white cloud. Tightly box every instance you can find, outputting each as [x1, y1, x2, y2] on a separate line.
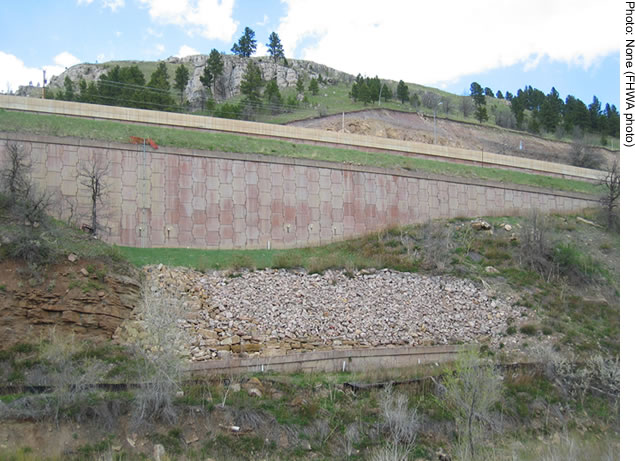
[53, 52, 81, 69]
[155, 44, 165, 55]
[176, 45, 201, 57]
[103, 0, 124, 12]
[0, 52, 42, 93]
[0, 51, 81, 93]
[146, 27, 163, 38]
[254, 42, 268, 57]
[138, 0, 238, 42]
[257, 14, 269, 27]
[77, 0, 123, 11]
[278, 0, 620, 87]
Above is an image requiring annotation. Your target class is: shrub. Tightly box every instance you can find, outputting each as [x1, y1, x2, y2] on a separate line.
[520, 324, 538, 336]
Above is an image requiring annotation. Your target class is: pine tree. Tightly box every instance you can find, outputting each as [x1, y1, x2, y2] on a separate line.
[296, 76, 304, 94]
[267, 32, 285, 62]
[264, 79, 282, 114]
[470, 82, 485, 107]
[200, 49, 224, 102]
[475, 104, 488, 124]
[240, 60, 263, 107]
[232, 27, 257, 57]
[309, 78, 319, 96]
[174, 64, 190, 104]
[382, 83, 392, 101]
[64, 76, 75, 101]
[148, 62, 170, 90]
[397, 80, 409, 103]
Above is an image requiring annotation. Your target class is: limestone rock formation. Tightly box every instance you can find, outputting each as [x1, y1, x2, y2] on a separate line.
[21, 55, 354, 108]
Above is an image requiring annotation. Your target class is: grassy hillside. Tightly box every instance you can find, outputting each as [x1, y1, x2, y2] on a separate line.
[0, 110, 600, 195]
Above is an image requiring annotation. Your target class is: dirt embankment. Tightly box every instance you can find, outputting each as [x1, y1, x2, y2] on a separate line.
[287, 109, 617, 166]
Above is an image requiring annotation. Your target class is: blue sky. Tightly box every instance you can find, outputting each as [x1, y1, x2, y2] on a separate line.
[0, 0, 620, 108]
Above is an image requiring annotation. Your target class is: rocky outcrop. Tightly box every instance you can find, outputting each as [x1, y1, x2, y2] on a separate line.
[22, 56, 354, 107]
[0, 262, 142, 347]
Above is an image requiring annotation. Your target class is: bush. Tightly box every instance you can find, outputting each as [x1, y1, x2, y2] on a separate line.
[519, 324, 537, 336]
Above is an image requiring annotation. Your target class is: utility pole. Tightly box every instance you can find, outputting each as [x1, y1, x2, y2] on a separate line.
[42, 70, 46, 99]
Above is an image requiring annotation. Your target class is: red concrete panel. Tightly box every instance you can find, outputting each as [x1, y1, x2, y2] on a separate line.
[205, 159, 216, 176]
[166, 166, 180, 182]
[206, 231, 220, 246]
[179, 158, 192, 176]
[178, 231, 193, 246]
[178, 173, 192, 189]
[220, 225, 234, 241]
[220, 198, 233, 211]
[246, 212, 259, 227]
[246, 196, 259, 213]
[283, 206, 296, 222]
[178, 216, 193, 232]
[282, 165, 295, 179]
[192, 158, 206, 182]
[193, 181, 206, 197]
[306, 168, 319, 182]
[192, 224, 207, 240]
[246, 184, 259, 200]
[179, 187, 193, 204]
[271, 199, 283, 214]
[166, 210, 180, 224]
[219, 211, 233, 225]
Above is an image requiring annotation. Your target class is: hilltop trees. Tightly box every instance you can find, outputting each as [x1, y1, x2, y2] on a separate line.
[350, 75, 382, 104]
[232, 27, 257, 57]
[267, 32, 285, 62]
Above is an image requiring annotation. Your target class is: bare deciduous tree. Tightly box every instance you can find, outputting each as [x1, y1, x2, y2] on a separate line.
[460, 96, 474, 118]
[443, 350, 502, 460]
[1, 142, 31, 198]
[441, 96, 453, 115]
[78, 153, 109, 235]
[421, 91, 441, 110]
[600, 159, 619, 231]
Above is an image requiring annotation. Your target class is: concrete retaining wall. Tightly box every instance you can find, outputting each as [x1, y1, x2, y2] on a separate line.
[188, 345, 464, 376]
[0, 95, 604, 181]
[0, 132, 598, 249]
